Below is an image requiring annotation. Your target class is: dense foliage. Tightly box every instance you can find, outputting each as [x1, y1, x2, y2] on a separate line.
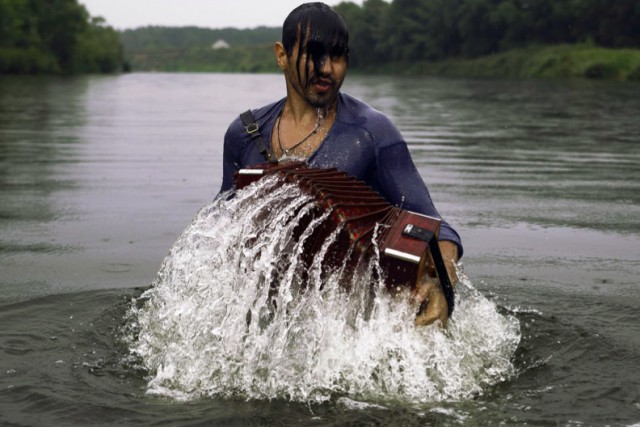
[119, 0, 639, 78]
[0, 0, 124, 74]
[335, 0, 640, 68]
[405, 44, 640, 80]
[120, 26, 280, 72]
[120, 26, 281, 51]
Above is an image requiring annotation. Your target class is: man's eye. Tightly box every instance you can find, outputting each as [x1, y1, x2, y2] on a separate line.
[330, 47, 346, 59]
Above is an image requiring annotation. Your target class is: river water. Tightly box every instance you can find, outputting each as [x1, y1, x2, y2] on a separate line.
[1, 73, 639, 426]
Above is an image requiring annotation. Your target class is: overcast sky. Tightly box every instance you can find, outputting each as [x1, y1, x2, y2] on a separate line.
[79, 0, 364, 30]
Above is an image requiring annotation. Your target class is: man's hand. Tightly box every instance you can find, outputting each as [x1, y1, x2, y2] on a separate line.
[412, 276, 449, 327]
[412, 240, 459, 328]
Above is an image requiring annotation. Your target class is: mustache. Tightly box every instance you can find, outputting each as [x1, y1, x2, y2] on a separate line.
[308, 73, 335, 86]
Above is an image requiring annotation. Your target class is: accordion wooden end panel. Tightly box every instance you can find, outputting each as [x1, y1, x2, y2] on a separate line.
[233, 161, 450, 297]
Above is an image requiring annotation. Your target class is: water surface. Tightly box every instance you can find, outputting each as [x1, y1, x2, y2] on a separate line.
[1, 73, 639, 426]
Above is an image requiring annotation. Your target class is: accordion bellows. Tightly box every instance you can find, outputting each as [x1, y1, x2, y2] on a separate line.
[234, 161, 454, 314]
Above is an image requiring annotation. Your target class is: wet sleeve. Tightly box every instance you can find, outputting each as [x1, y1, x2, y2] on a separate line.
[374, 141, 464, 258]
[216, 117, 245, 198]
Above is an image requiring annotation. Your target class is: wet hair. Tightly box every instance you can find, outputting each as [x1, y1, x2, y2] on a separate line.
[282, 2, 349, 85]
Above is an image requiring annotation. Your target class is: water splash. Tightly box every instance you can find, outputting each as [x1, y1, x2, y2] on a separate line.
[125, 176, 520, 403]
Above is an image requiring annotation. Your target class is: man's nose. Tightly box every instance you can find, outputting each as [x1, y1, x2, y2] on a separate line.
[318, 55, 332, 74]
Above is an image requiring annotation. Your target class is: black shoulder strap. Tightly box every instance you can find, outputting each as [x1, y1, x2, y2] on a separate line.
[403, 223, 455, 316]
[240, 110, 277, 164]
[427, 239, 456, 317]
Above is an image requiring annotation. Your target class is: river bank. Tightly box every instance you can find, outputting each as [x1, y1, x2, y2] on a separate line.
[370, 44, 640, 81]
[121, 43, 640, 82]
[6, 41, 638, 83]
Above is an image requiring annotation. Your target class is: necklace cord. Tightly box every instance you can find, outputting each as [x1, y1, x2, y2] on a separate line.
[277, 112, 320, 156]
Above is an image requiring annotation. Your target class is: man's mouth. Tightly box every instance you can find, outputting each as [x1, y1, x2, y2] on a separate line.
[311, 78, 334, 93]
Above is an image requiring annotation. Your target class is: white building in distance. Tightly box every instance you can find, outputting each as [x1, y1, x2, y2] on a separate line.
[212, 39, 230, 49]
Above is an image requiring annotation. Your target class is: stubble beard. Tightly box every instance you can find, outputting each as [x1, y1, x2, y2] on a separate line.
[304, 76, 342, 111]
[307, 91, 336, 110]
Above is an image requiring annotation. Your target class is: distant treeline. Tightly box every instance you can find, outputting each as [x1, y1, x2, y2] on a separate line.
[2, 0, 639, 76]
[0, 0, 124, 74]
[120, 0, 640, 76]
[335, 0, 640, 68]
[120, 26, 281, 51]
[120, 26, 280, 72]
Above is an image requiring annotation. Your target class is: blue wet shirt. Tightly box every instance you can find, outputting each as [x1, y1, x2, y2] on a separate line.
[218, 93, 463, 256]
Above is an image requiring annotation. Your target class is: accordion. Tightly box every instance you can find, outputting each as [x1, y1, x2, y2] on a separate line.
[234, 161, 454, 315]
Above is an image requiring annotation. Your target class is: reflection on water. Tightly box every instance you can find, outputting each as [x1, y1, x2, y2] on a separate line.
[2, 75, 638, 296]
[0, 77, 86, 240]
[347, 77, 640, 235]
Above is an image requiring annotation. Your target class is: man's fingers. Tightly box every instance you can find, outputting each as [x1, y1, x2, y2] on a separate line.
[411, 282, 429, 303]
[411, 276, 437, 303]
[415, 307, 443, 327]
[414, 284, 448, 328]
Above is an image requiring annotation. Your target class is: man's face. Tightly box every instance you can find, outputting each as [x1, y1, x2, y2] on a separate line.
[285, 31, 348, 109]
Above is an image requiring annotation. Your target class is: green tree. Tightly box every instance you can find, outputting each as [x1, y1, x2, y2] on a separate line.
[384, 0, 435, 61]
[580, 0, 640, 48]
[74, 17, 124, 73]
[28, 0, 90, 72]
[1, 0, 124, 74]
[0, 0, 26, 47]
[456, 0, 505, 57]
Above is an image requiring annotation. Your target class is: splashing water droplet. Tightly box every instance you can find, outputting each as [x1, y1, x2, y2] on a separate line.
[125, 176, 521, 403]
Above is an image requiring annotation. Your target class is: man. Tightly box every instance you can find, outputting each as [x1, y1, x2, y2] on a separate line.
[217, 2, 462, 327]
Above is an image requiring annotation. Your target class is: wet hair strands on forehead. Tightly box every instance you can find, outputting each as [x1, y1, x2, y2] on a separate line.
[282, 2, 349, 86]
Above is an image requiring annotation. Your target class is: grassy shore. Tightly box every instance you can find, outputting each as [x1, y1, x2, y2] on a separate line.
[120, 43, 640, 81]
[390, 44, 640, 81]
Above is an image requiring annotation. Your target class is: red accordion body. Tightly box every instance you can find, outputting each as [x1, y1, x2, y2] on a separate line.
[234, 161, 446, 293]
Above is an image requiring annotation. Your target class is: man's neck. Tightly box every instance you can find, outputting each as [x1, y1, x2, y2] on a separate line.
[283, 93, 338, 125]
[270, 92, 340, 159]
